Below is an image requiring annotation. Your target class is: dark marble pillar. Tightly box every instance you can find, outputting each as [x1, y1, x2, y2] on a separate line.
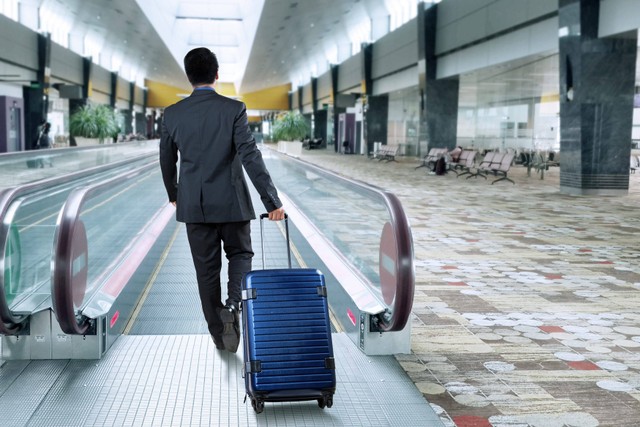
[366, 95, 388, 153]
[110, 72, 118, 108]
[142, 87, 148, 113]
[123, 81, 135, 134]
[69, 57, 92, 115]
[360, 43, 388, 155]
[298, 86, 303, 114]
[23, 33, 51, 150]
[330, 64, 341, 153]
[417, 3, 459, 155]
[362, 43, 373, 97]
[559, 0, 637, 195]
[311, 77, 318, 113]
[313, 109, 328, 147]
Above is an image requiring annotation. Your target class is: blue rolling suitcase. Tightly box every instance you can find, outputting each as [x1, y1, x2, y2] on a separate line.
[242, 214, 336, 414]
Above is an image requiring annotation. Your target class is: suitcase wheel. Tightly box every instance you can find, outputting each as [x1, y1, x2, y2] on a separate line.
[318, 395, 333, 409]
[251, 398, 264, 414]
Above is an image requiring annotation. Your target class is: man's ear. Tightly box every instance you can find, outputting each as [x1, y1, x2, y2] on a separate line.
[215, 72, 219, 82]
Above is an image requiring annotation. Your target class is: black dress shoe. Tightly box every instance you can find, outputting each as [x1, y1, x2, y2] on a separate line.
[220, 304, 240, 353]
[212, 335, 225, 350]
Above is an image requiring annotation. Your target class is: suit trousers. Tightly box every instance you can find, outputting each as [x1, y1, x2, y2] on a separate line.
[186, 221, 253, 338]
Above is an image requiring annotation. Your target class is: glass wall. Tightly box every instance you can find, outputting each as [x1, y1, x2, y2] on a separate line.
[456, 54, 560, 154]
[387, 86, 420, 156]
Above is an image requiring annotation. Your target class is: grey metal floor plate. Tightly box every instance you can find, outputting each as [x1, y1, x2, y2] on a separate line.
[128, 218, 304, 336]
[0, 333, 442, 426]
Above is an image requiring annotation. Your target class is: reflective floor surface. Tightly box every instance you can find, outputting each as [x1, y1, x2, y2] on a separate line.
[295, 147, 640, 427]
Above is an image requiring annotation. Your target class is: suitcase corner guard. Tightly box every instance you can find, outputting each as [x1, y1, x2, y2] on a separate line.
[325, 357, 335, 370]
[245, 360, 262, 374]
[242, 289, 257, 300]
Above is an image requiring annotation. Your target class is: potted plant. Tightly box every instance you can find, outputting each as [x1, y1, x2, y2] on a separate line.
[70, 104, 119, 145]
[272, 111, 309, 157]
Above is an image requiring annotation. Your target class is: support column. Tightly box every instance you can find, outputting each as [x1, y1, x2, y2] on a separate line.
[367, 95, 389, 150]
[558, 0, 637, 195]
[23, 33, 51, 150]
[124, 81, 135, 134]
[68, 57, 92, 146]
[311, 77, 318, 114]
[110, 72, 118, 108]
[330, 64, 342, 153]
[361, 43, 388, 155]
[417, 3, 459, 156]
[69, 57, 91, 115]
[311, 77, 327, 146]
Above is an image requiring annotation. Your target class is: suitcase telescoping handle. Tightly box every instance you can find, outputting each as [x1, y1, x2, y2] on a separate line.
[259, 213, 292, 269]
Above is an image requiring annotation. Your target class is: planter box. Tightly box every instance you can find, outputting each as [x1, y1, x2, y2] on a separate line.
[74, 137, 100, 146]
[277, 141, 302, 157]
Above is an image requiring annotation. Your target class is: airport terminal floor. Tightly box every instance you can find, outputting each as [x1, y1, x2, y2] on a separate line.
[0, 144, 441, 427]
[2, 143, 640, 427]
[296, 148, 640, 427]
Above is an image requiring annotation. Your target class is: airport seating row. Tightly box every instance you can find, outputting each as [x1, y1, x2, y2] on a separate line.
[370, 144, 400, 162]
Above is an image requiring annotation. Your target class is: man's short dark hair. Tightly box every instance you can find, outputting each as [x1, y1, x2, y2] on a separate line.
[184, 48, 219, 86]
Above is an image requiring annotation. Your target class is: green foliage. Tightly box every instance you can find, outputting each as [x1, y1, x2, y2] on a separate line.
[69, 104, 119, 142]
[272, 111, 309, 142]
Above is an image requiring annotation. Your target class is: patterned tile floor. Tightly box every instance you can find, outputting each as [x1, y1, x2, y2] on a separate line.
[292, 148, 640, 427]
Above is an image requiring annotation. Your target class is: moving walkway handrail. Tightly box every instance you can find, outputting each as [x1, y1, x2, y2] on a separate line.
[279, 154, 415, 332]
[0, 153, 156, 335]
[51, 161, 159, 335]
[0, 139, 157, 161]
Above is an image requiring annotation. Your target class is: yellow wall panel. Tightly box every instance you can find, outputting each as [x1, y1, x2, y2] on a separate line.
[146, 80, 190, 108]
[239, 84, 291, 111]
[146, 80, 290, 111]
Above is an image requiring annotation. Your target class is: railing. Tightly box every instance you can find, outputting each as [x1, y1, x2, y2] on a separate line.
[51, 161, 168, 334]
[264, 152, 415, 332]
[0, 153, 157, 335]
[0, 140, 159, 189]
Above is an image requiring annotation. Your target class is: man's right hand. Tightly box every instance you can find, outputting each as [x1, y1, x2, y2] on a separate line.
[268, 207, 285, 221]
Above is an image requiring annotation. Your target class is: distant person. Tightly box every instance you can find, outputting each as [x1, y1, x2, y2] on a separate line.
[448, 146, 463, 163]
[36, 122, 53, 167]
[159, 47, 285, 353]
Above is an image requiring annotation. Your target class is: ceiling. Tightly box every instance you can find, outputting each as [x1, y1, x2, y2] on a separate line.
[25, 0, 625, 110]
[33, 0, 420, 95]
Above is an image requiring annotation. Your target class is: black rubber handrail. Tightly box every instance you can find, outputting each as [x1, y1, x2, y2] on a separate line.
[51, 161, 158, 335]
[274, 153, 415, 332]
[0, 152, 156, 335]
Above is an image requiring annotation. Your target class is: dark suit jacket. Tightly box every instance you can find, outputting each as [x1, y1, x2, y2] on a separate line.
[159, 88, 282, 223]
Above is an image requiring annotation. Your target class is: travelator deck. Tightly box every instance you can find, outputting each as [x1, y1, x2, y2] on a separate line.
[0, 145, 442, 426]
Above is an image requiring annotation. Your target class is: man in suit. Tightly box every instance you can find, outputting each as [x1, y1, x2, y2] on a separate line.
[159, 47, 285, 353]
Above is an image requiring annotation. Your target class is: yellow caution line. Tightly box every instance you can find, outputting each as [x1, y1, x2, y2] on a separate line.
[123, 223, 180, 335]
[275, 221, 344, 333]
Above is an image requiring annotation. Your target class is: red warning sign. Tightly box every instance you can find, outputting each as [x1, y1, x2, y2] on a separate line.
[379, 222, 397, 305]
